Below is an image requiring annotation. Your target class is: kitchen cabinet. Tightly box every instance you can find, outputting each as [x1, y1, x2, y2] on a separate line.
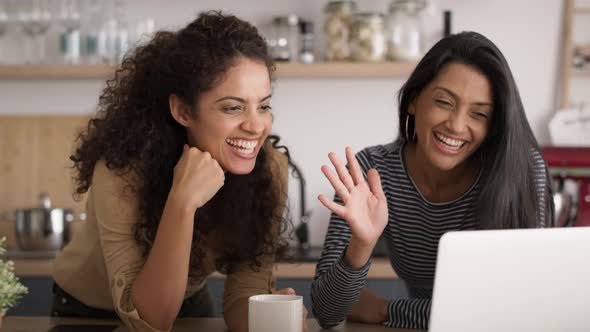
[8, 277, 54, 316]
[0, 62, 416, 80]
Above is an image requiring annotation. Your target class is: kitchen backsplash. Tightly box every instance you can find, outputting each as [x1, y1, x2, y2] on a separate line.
[0, 116, 89, 249]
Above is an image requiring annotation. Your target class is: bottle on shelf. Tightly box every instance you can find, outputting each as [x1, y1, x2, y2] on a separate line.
[443, 10, 452, 37]
[81, 0, 104, 64]
[81, 0, 128, 65]
[57, 0, 82, 65]
[299, 20, 315, 64]
[113, 0, 129, 64]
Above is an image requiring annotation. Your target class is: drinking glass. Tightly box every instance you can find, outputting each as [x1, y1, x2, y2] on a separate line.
[16, 0, 52, 64]
[57, 0, 81, 64]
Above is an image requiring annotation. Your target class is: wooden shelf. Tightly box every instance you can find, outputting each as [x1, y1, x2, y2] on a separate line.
[574, 7, 590, 14]
[0, 64, 113, 80]
[0, 62, 416, 80]
[275, 61, 416, 78]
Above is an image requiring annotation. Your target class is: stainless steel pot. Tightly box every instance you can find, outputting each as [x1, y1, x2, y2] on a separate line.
[0, 193, 85, 251]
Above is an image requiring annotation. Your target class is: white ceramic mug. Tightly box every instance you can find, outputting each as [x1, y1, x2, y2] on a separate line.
[248, 294, 303, 332]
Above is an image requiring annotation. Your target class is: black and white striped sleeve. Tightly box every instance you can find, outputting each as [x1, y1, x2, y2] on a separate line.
[310, 199, 372, 328]
[531, 148, 550, 227]
[310, 150, 374, 328]
[385, 298, 431, 329]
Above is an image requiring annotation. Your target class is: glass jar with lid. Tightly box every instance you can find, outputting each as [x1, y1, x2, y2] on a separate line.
[349, 12, 387, 62]
[386, 0, 426, 61]
[323, 0, 357, 61]
[269, 15, 299, 62]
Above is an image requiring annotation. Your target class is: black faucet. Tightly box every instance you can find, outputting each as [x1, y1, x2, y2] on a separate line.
[288, 160, 311, 253]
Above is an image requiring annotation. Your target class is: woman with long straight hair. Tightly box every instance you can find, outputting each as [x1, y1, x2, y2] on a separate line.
[311, 31, 553, 329]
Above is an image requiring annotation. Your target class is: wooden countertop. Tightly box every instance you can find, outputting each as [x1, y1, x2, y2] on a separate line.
[2, 316, 421, 332]
[10, 257, 398, 279]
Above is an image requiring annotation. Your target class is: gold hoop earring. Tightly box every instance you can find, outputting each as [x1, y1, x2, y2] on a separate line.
[405, 114, 416, 142]
[405, 114, 411, 141]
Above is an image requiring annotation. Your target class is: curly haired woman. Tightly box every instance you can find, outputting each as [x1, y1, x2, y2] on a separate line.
[51, 11, 304, 332]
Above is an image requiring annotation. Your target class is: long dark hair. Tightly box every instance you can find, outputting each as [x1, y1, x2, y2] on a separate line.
[70, 11, 290, 275]
[398, 31, 554, 229]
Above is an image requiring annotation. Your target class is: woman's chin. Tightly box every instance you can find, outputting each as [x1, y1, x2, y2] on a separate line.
[221, 162, 256, 175]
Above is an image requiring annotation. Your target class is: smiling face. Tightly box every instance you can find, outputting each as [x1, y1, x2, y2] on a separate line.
[172, 57, 273, 175]
[410, 62, 493, 172]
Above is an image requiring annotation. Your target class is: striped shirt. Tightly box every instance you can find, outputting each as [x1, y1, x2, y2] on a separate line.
[311, 140, 548, 329]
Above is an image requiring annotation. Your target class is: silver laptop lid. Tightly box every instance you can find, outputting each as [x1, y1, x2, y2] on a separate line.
[429, 227, 590, 332]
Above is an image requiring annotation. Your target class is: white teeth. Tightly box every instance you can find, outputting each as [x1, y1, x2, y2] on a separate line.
[225, 139, 258, 153]
[434, 132, 465, 149]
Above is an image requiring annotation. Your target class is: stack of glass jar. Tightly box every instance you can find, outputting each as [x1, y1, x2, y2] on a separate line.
[322, 0, 428, 62]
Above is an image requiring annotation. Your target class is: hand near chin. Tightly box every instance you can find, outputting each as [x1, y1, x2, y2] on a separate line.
[318, 147, 388, 248]
[171, 144, 225, 211]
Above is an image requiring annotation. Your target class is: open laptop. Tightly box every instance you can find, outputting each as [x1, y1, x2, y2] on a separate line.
[429, 227, 590, 332]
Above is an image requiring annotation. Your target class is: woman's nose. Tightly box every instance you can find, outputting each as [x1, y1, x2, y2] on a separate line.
[241, 112, 266, 134]
[447, 110, 467, 134]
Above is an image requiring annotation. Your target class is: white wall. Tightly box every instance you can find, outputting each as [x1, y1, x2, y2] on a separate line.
[1, 0, 588, 245]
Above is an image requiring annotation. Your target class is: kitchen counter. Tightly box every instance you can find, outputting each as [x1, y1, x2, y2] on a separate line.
[5, 253, 402, 318]
[2, 316, 420, 331]
[7, 253, 398, 279]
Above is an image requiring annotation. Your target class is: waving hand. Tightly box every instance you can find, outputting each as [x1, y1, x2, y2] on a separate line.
[318, 147, 388, 251]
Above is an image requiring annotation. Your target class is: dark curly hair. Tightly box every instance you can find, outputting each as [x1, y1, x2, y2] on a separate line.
[70, 11, 290, 276]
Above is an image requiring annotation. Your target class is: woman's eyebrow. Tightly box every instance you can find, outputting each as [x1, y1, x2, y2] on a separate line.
[433, 86, 492, 107]
[215, 96, 246, 103]
[433, 86, 457, 99]
[215, 94, 272, 103]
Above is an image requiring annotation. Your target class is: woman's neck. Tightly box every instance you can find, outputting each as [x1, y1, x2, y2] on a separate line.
[403, 142, 479, 203]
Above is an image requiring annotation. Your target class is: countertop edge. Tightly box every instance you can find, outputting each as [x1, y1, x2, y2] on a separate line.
[12, 258, 398, 279]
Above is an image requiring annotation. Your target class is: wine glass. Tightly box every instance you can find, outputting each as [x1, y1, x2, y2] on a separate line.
[17, 0, 52, 64]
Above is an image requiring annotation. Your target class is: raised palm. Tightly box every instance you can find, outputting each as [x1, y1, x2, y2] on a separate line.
[318, 147, 388, 247]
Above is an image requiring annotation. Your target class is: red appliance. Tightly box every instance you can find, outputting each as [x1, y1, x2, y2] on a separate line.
[542, 146, 590, 226]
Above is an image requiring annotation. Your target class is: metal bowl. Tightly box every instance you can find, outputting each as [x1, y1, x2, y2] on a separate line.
[1, 193, 85, 251]
[12, 208, 74, 251]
